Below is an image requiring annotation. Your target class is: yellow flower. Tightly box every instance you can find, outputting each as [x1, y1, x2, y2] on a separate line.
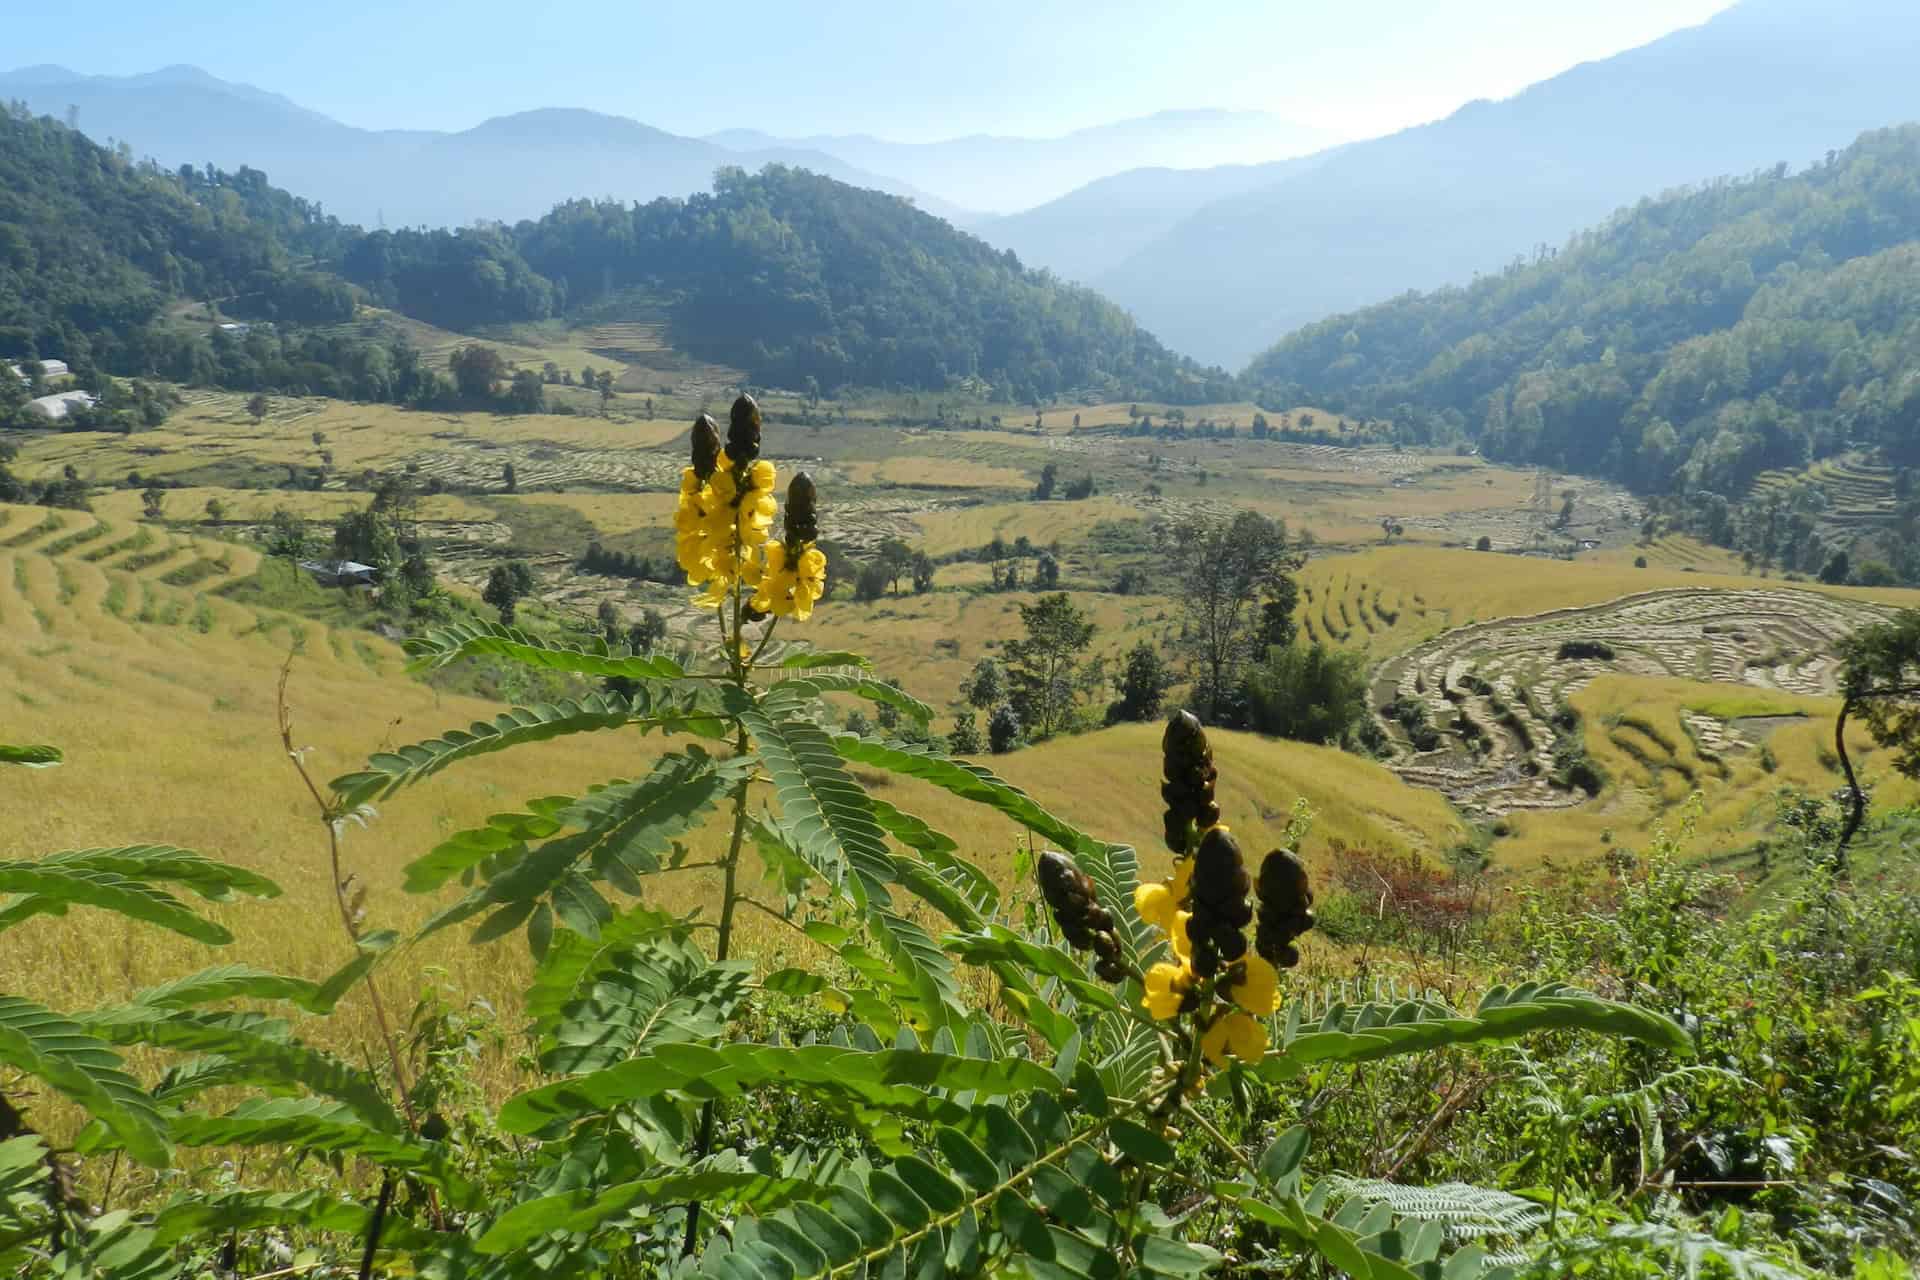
[1142, 962, 1194, 1020]
[1228, 953, 1280, 1016]
[1200, 1011, 1267, 1066]
[737, 486, 776, 546]
[1134, 880, 1177, 936]
[749, 542, 828, 620]
[1134, 859, 1196, 956]
[1170, 910, 1192, 960]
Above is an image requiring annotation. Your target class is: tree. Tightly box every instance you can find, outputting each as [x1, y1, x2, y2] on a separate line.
[141, 486, 165, 520]
[877, 539, 914, 594]
[1241, 642, 1372, 746]
[947, 712, 982, 755]
[503, 462, 517, 494]
[264, 506, 308, 559]
[854, 562, 890, 602]
[1002, 592, 1097, 739]
[598, 371, 614, 414]
[1834, 610, 1920, 857]
[450, 344, 507, 401]
[333, 509, 403, 573]
[204, 497, 226, 524]
[245, 393, 269, 424]
[596, 598, 620, 643]
[987, 702, 1021, 754]
[1063, 474, 1096, 500]
[483, 560, 535, 624]
[910, 551, 935, 594]
[1033, 463, 1057, 501]
[1034, 552, 1060, 589]
[1476, 535, 1494, 552]
[1170, 511, 1295, 723]
[1257, 577, 1299, 652]
[628, 609, 669, 653]
[1109, 640, 1172, 723]
[962, 659, 1005, 711]
[507, 369, 546, 413]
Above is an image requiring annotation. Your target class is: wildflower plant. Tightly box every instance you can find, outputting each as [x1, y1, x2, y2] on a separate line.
[0, 407, 1696, 1278]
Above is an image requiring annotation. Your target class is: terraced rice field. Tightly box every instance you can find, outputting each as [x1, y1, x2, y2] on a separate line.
[1749, 450, 1899, 539]
[1372, 586, 1898, 816]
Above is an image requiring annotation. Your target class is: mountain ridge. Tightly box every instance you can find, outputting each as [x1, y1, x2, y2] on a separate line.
[1041, 0, 1920, 369]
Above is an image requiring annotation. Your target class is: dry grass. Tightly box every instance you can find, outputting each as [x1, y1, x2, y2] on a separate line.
[508, 491, 682, 534]
[911, 498, 1143, 557]
[6, 397, 692, 490]
[842, 457, 1032, 490]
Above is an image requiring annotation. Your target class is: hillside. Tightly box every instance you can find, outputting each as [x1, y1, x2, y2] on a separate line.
[1080, 0, 1920, 368]
[0, 106, 377, 381]
[509, 166, 1235, 400]
[1244, 124, 1920, 577]
[0, 109, 1221, 405]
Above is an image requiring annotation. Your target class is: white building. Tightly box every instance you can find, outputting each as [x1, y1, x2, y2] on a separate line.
[8, 359, 71, 384]
[23, 390, 97, 421]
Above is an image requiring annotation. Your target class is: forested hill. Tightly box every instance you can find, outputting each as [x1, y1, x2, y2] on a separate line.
[0, 105, 355, 365]
[0, 104, 1226, 404]
[507, 166, 1233, 401]
[1246, 125, 1920, 495]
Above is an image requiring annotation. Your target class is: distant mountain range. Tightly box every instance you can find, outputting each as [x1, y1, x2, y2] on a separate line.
[998, 0, 1920, 368]
[0, 64, 960, 228]
[0, 65, 1328, 233]
[703, 110, 1336, 214]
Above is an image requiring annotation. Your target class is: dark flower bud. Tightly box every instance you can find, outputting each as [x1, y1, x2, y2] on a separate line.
[744, 604, 771, 624]
[1162, 709, 1208, 769]
[785, 471, 818, 545]
[728, 393, 762, 464]
[1160, 709, 1217, 853]
[1254, 850, 1315, 970]
[1094, 957, 1127, 983]
[691, 414, 721, 480]
[1187, 825, 1253, 981]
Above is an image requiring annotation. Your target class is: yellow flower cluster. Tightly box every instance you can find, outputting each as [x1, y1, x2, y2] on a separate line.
[1134, 831, 1282, 1067]
[748, 541, 829, 620]
[675, 449, 777, 607]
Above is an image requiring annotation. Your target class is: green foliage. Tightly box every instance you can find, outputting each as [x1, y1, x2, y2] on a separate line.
[1250, 125, 1920, 492]
[518, 166, 1230, 402]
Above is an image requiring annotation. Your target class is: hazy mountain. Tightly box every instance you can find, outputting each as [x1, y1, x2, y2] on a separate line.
[1091, 0, 1920, 370]
[974, 151, 1334, 286]
[703, 109, 1336, 213]
[0, 65, 964, 229]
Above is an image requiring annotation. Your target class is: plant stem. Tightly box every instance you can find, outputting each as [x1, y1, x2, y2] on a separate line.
[684, 560, 755, 1258]
[277, 658, 418, 1131]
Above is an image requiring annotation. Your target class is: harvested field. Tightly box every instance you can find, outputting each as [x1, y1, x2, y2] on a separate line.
[1372, 586, 1900, 817]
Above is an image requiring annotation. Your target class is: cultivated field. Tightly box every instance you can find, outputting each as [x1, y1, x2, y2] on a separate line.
[6, 377, 1914, 993]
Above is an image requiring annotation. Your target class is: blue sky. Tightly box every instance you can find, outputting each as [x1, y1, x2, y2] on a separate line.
[18, 0, 1739, 140]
